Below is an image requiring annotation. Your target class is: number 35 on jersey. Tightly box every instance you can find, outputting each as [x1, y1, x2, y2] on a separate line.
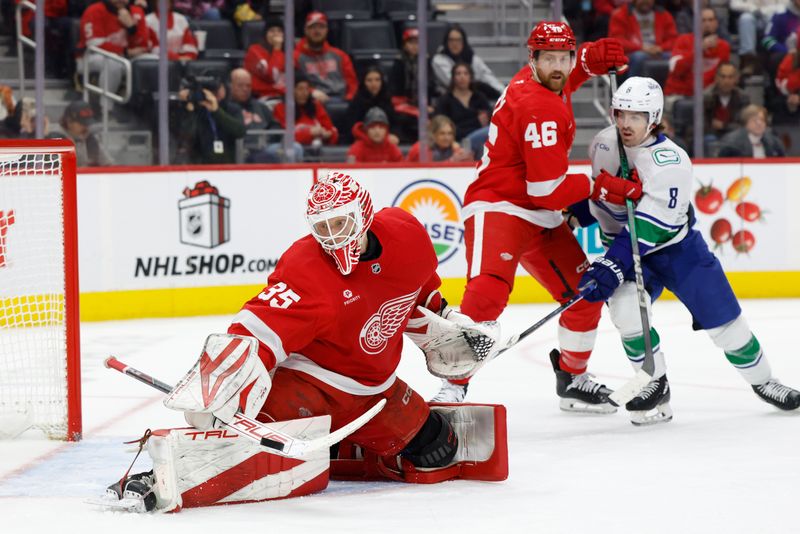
[258, 282, 301, 309]
[525, 121, 558, 148]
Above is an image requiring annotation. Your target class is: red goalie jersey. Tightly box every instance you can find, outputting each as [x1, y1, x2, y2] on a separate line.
[228, 207, 440, 394]
[463, 64, 592, 226]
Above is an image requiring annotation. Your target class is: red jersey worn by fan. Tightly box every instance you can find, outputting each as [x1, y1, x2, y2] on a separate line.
[439, 21, 641, 413]
[145, 11, 198, 61]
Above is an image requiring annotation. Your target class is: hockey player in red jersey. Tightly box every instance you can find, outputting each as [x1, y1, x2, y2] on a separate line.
[99, 172, 507, 513]
[431, 22, 642, 412]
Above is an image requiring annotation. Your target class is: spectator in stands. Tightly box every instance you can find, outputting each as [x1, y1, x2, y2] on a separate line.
[273, 73, 339, 149]
[664, 8, 730, 107]
[343, 66, 401, 145]
[293, 11, 358, 104]
[244, 17, 286, 100]
[704, 62, 750, 147]
[660, 112, 690, 153]
[17, 0, 73, 78]
[662, 0, 694, 34]
[389, 28, 435, 141]
[56, 100, 114, 166]
[227, 68, 300, 163]
[171, 74, 246, 164]
[732, 0, 787, 76]
[406, 114, 472, 162]
[717, 104, 786, 157]
[762, 0, 800, 64]
[144, 0, 198, 61]
[589, 1, 628, 41]
[0, 97, 49, 138]
[776, 39, 800, 112]
[432, 24, 505, 100]
[433, 62, 491, 159]
[608, 0, 678, 78]
[0, 85, 15, 125]
[76, 0, 149, 96]
[172, 0, 224, 20]
[346, 107, 403, 163]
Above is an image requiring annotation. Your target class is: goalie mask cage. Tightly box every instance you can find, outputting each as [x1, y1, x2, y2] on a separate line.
[0, 140, 81, 441]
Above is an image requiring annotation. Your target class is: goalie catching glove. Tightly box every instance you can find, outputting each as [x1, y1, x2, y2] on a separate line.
[164, 334, 272, 430]
[406, 294, 500, 380]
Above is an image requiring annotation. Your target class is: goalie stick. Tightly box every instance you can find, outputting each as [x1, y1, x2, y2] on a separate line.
[479, 281, 596, 369]
[606, 69, 656, 406]
[104, 356, 386, 459]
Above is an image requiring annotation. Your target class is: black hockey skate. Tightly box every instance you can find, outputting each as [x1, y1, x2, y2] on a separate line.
[752, 379, 800, 411]
[626, 374, 673, 426]
[92, 470, 157, 513]
[549, 349, 617, 414]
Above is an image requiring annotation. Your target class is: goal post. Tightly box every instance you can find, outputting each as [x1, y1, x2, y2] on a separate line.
[0, 139, 81, 441]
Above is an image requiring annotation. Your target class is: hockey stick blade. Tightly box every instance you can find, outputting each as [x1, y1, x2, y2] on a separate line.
[609, 368, 653, 406]
[105, 356, 386, 459]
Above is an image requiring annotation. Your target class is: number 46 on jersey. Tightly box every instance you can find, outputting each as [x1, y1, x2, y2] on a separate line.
[525, 121, 557, 149]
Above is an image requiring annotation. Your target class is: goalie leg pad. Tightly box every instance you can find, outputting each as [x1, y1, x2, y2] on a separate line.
[147, 415, 331, 512]
[331, 404, 508, 484]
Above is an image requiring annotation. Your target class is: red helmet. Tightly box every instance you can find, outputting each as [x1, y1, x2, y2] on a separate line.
[306, 171, 374, 276]
[526, 21, 576, 52]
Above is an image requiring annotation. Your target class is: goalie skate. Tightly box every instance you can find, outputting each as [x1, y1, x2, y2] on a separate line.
[626, 374, 673, 426]
[87, 471, 157, 513]
[549, 350, 617, 414]
[430, 380, 468, 403]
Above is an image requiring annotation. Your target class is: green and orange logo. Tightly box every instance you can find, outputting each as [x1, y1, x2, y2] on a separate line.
[392, 180, 464, 263]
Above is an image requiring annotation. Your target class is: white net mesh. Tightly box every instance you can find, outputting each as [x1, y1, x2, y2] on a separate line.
[0, 151, 69, 439]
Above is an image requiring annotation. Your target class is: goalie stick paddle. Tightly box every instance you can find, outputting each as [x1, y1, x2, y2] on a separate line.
[607, 69, 656, 406]
[104, 356, 386, 458]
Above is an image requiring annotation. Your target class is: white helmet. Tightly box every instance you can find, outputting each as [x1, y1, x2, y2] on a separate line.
[611, 76, 664, 128]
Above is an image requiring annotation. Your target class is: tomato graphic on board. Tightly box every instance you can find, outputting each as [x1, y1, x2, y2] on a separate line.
[734, 201, 764, 222]
[694, 181, 724, 214]
[709, 218, 732, 249]
[732, 229, 755, 253]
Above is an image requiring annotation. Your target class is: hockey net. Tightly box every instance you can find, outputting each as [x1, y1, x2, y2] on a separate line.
[0, 140, 81, 441]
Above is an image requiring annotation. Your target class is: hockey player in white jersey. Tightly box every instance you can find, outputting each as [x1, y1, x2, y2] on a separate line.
[577, 76, 800, 425]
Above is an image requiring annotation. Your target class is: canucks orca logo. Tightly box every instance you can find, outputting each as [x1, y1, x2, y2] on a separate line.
[392, 180, 464, 264]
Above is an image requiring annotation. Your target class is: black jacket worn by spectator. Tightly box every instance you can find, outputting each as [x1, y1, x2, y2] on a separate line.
[433, 91, 491, 141]
[172, 100, 246, 164]
[717, 128, 786, 158]
[342, 75, 400, 144]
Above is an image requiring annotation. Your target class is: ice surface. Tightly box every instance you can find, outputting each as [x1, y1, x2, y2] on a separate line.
[1, 300, 798, 533]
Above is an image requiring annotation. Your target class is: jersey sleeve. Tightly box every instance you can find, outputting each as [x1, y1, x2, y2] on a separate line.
[227, 262, 334, 371]
[511, 96, 591, 210]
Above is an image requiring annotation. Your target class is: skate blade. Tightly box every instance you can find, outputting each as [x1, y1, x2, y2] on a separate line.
[559, 398, 618, 414]
[629, 403, 673, 426]
[85, 494, 148, 513]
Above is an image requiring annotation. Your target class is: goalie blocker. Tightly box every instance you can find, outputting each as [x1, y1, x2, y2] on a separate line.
[115, 404, 506, 512]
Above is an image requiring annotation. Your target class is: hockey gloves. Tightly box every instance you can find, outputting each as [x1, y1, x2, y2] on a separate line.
[580, 38, 629, 76]
[591, 168, 643, 205]
[579, 256, 625, 302]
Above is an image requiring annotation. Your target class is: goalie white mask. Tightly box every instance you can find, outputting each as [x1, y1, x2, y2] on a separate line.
[611, 76, 664, 129]
[306, 171, 374, 276]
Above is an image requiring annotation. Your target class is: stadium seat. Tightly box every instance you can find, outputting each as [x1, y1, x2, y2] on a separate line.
[311, 0, 373, 21]
[191, 19, 239, 51]
[241, 21, 266, 50]
[376, 0, 433, 21]
[131, 59, 182, 96]
[340, 20, 397, 57]
[642, 59, 670, 89]
[672, 98, 695, 139]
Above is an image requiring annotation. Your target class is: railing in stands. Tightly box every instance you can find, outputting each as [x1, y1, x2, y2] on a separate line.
[14, 0, 36, 97]
[82, 46, 132, 147]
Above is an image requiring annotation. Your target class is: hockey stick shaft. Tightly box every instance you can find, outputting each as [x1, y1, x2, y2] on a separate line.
[104, 356, 386, 458]
[489, 281, 596, 362]
[607, 70, 656, 406]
